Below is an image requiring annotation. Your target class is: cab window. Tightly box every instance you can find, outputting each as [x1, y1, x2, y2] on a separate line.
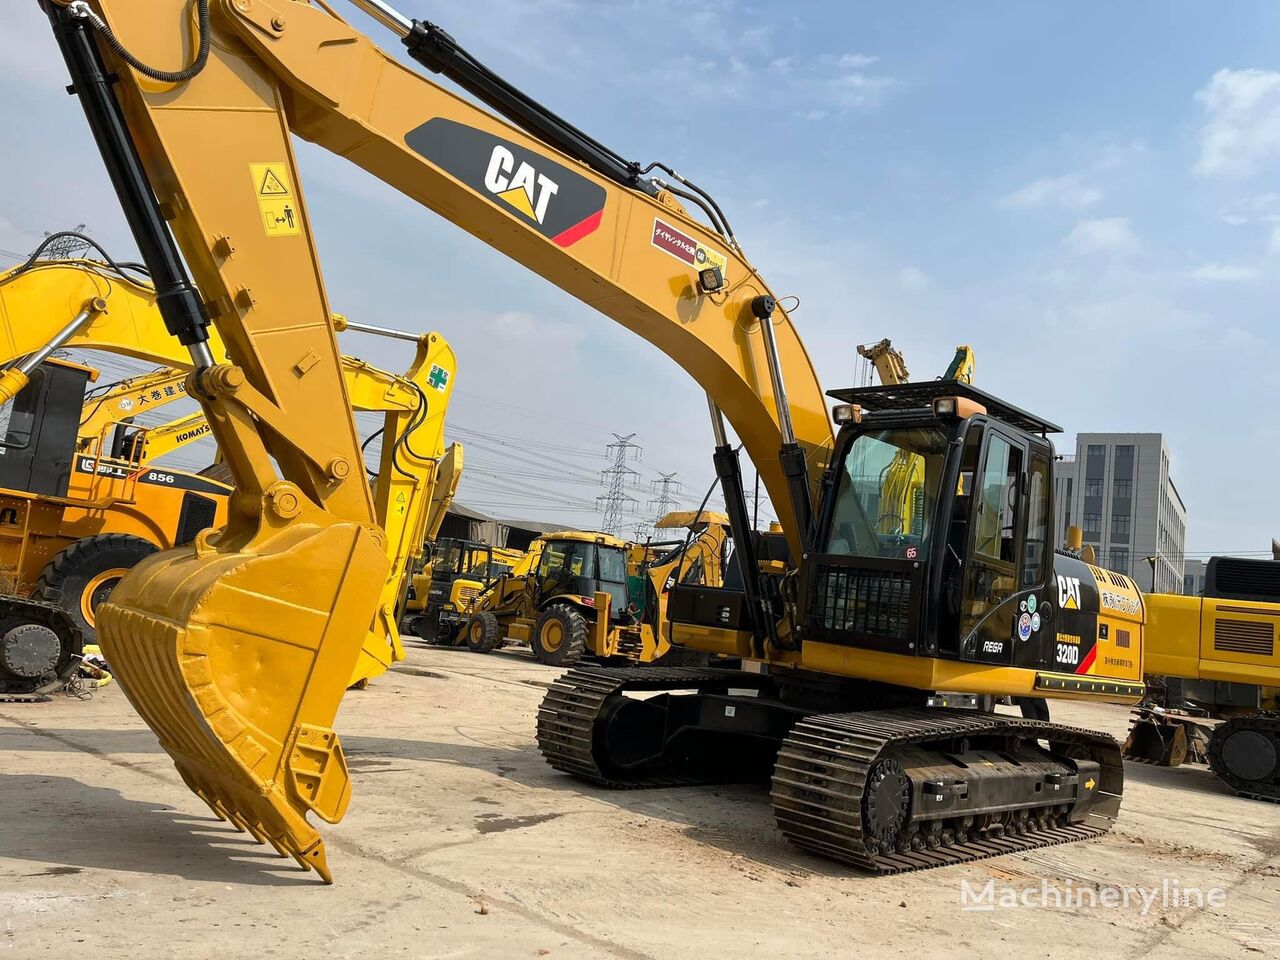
[975, 435, 1021, 565]
[823, 426, 949, 561]
[1021, 456, 1049, 587]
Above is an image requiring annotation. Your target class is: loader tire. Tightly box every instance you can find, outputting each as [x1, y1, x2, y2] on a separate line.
[465, 612, 503, 654]
[531, 603, 587, 666]
[35, 534, 158, 645]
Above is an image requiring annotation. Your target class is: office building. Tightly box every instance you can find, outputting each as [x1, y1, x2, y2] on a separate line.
[1053, 433, 1185, 593]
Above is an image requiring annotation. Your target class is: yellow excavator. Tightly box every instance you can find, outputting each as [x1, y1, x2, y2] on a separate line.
[0, 255, 460, 688]
[1124, 558, 1280, 801]
[36, 0, 1179, 880]
[857, 340, 975, 537]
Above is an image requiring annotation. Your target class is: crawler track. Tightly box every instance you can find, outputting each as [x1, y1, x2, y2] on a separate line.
[536, 666, 769, 787]
[1208, 713, 1280, 803]
[538, 668, 1124, 872]
[771, 709, 1122, 873]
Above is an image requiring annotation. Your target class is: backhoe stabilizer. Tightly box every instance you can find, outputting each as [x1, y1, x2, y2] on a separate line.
[97, 510, 390, 882]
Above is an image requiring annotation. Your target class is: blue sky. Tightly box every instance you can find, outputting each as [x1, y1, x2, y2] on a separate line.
[2, 1, 1278, 558]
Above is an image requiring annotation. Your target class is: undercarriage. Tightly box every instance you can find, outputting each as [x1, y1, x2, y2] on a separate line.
[537, 666, 1122, 872]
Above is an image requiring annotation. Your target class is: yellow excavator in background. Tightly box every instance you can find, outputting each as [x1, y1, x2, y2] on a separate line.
[38, 0, 1172, 880]
[630, 510, 731, 664]
[0, 255, 460, 688]
[857, 339, 975, 536]
[1124, 558, 1280, 801]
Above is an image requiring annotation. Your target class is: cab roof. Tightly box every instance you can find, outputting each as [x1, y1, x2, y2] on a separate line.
[543, 530, 630, 549]
[827, 380, 1062, 435]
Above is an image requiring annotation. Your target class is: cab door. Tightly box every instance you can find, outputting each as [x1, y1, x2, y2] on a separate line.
[959, 429, 1028, 664]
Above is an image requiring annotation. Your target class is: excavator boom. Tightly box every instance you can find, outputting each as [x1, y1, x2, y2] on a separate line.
[38, 0, 1121, 880]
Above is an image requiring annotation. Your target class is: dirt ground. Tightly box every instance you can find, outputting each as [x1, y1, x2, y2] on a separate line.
[2, 645, 1278, 959]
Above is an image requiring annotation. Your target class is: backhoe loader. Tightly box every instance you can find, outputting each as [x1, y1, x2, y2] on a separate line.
[402, 537, 522, 645]
[457, 513, 727, 666]
[462, 531, 641, 665]
[36, 0, 1185, 880]
[0, 256, 460, 689]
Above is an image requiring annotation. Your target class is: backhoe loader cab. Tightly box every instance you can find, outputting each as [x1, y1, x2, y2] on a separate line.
[404, 537, 520, 643]
[465, 531, 642, 665]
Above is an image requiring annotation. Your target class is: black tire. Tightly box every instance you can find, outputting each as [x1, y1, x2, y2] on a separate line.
[531, 603, 588, 666]
[464, 612, 503, 654]
[35, 534, 159, 646]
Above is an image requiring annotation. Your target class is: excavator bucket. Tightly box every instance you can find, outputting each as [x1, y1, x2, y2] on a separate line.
[1123, 714, 1187, 766]
[1122, 709, 1210, 767]
[97, 514, 389, 882]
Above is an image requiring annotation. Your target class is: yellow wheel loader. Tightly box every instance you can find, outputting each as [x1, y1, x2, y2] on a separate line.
[34, 0, 1226, 879]
[0, 255, 460, 689]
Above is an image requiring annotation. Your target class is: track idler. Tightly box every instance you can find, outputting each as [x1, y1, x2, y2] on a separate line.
[0, 598, 82, 699]
[1208, 713, 1280, 802]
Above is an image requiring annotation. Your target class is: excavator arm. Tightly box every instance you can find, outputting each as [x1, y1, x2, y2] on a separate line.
[38, 0, 831, 880]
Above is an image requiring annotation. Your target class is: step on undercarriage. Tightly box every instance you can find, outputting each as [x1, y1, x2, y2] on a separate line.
[537, 667, 1123, 873]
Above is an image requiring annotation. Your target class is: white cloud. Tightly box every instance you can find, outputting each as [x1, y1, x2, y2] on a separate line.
[838, 53, 880, 69]
[1062, 217, 1139, 256]
[1193, 68, 1280, 179]
[898, 266, 930, 289]
[999, 174, 1102, 210]
[1188, 263, 1257, 282]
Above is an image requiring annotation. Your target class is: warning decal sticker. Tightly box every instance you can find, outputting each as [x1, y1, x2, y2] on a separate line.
[249, 162, 301, 237]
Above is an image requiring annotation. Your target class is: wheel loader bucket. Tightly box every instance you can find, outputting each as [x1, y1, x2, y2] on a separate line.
[1122, 713, 1186, 766]
[96, 517, 390, 883]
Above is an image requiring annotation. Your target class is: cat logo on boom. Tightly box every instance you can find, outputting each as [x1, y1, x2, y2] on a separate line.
[405, 119, 606, 247]
[1057, 574, 1082, 610]
[484, 146, 559, 224]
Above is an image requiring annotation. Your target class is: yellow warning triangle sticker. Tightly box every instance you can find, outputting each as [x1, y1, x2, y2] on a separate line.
[259, 169, 290, 196]
[497, 185, 536, 219]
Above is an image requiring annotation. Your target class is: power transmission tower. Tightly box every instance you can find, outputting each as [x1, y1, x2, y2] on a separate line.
[597, 433, 641, 535]
[628, 471, 681, 544]
[40, 224, 91, 260]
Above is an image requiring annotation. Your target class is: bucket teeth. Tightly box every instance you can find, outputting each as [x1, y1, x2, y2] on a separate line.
[95, 521, 389, 884]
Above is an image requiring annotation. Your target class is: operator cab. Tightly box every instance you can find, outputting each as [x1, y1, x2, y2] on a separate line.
[425, 538, 502, 606]
[812, 380, 1059, 668]
[669, 380, 1068, 670]
[535, 534, 632, 622]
